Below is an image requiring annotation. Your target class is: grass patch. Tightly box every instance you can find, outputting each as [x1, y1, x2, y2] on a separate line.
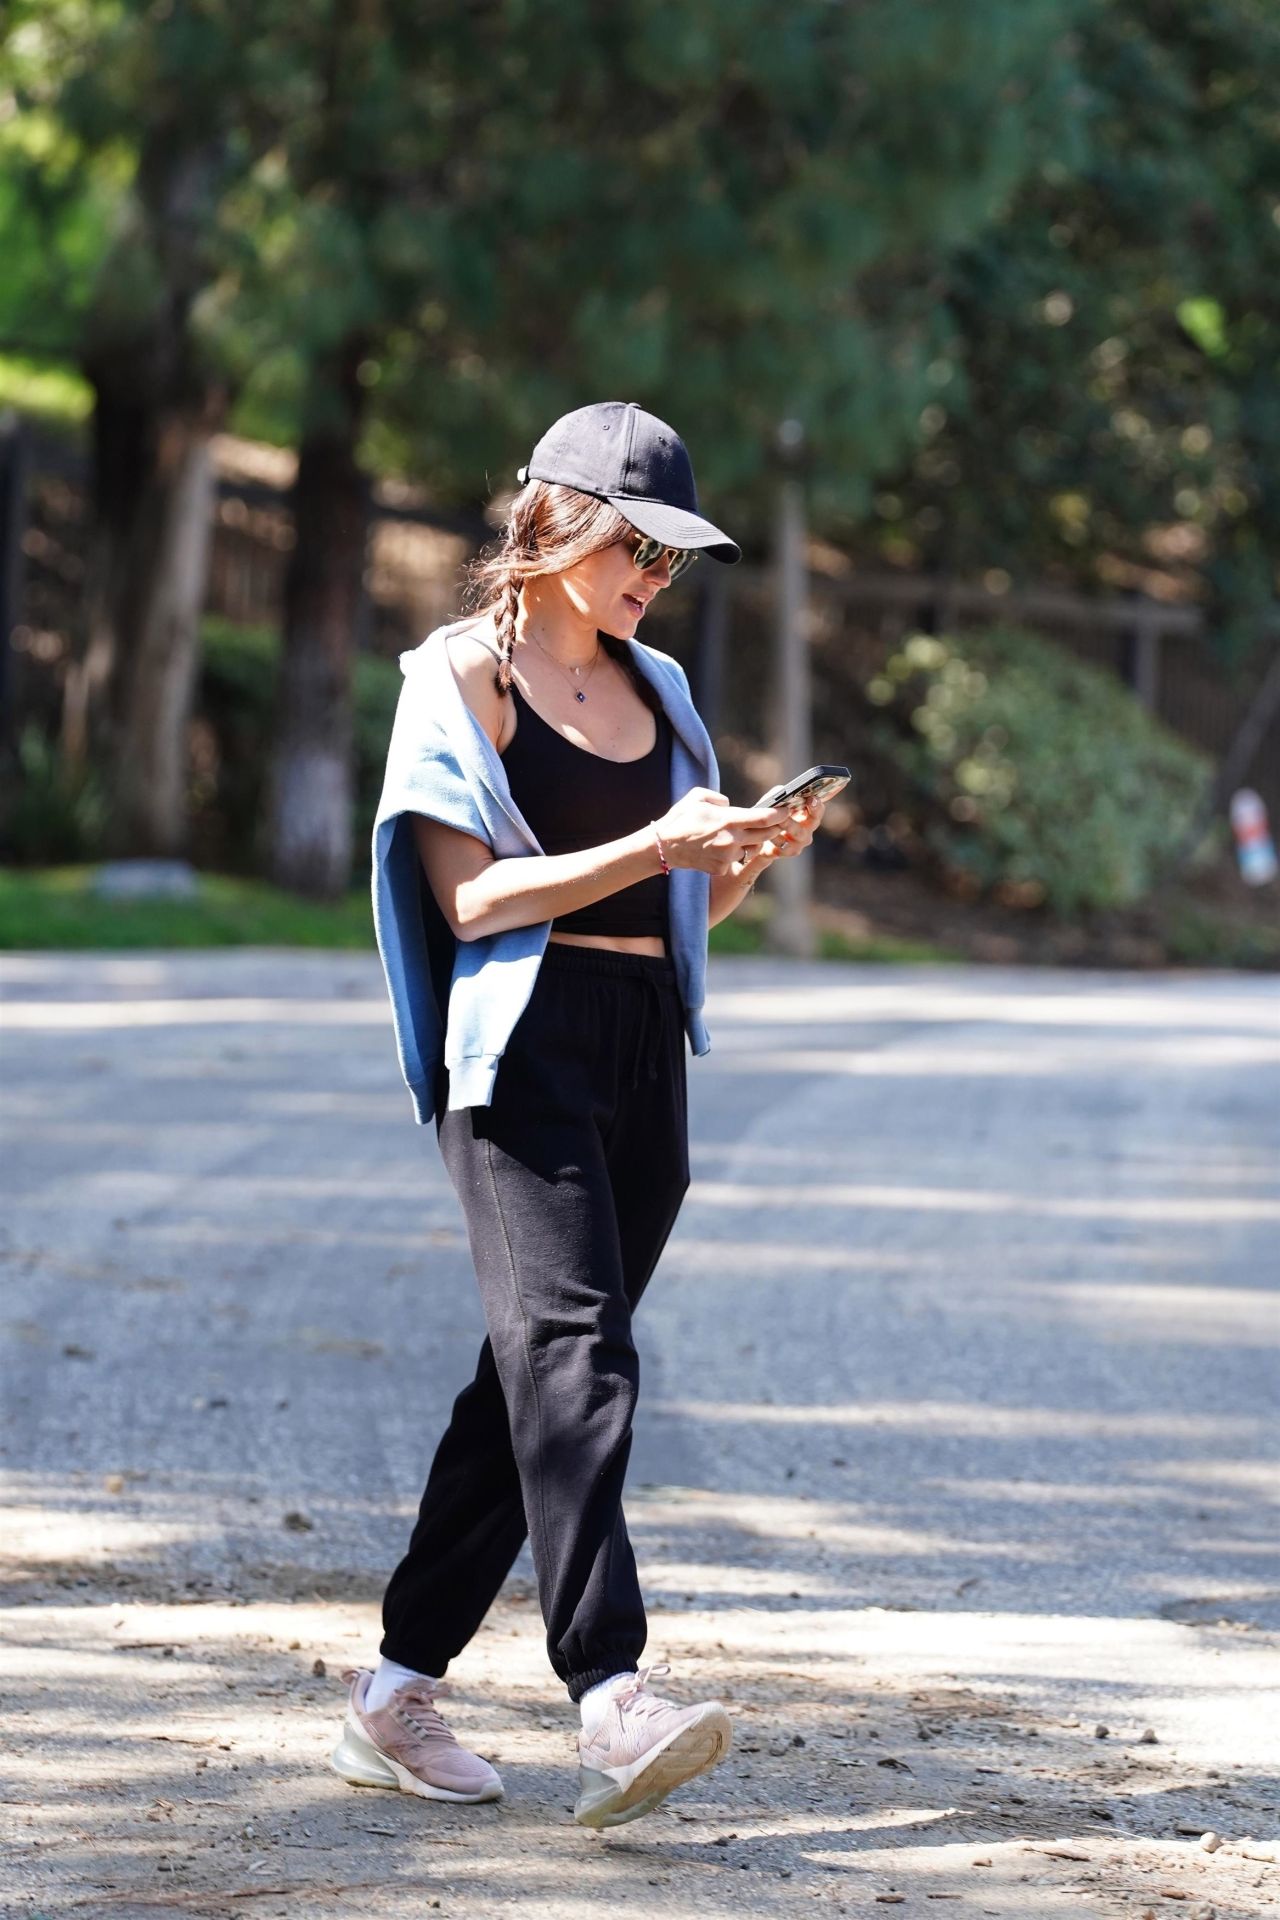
[3, 866, 958, 961]
[706, 911, 766, 955]
[816, 925, 959, 963]
[709, 895, 957, 963]
[0, 867, 374, 950]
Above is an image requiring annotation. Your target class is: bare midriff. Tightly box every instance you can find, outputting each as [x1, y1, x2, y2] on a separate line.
[548, 931, 667, 958]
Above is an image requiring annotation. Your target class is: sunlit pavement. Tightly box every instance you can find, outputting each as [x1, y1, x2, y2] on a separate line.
[3, 952, 1278, 1918]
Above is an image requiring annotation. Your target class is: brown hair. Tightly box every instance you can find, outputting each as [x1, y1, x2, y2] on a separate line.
[460, 481, 663, 714]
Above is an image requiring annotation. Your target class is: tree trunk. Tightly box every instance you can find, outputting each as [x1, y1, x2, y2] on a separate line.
[67, 376, 220, 854]
[63, 125, 230, 847]
[110, 409, 216, 855]
[267, 344, 370, 897]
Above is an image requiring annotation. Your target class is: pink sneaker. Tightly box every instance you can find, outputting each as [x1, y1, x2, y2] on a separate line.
[331, 1667, 503, 1804]
[574, 1662, 732, 1828]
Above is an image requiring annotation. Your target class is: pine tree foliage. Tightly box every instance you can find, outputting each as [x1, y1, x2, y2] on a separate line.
[879, 0, 1280, 654]
[3, 0, 1277, 827]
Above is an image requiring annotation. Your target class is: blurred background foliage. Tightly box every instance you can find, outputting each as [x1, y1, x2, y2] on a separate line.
[187, 615, 401, 878]
[7, 0, 1273, 563]
[0, 0, 1276, 959]
[865, 628, 1210, 916]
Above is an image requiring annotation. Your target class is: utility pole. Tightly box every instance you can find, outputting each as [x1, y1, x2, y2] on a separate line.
[764, 416, 815, 957]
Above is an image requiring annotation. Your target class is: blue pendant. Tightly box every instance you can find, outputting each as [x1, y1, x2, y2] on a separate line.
[575, 690, 586, 702]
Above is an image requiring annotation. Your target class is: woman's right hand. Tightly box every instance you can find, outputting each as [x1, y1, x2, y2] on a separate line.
[653, 787, 792, 876]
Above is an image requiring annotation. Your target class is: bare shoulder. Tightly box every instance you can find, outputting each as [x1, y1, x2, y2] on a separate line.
[444, 614, 505, 748]
[445, 611, 500, 668]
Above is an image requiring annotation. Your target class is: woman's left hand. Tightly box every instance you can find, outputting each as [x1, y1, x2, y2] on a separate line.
[730, 797, 826, 878]
[768, 796, 825, 858]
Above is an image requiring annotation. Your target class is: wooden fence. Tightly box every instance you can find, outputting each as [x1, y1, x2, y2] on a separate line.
[3, 413, 1277, 823]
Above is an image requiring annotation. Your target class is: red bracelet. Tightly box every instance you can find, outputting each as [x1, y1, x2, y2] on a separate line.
[650, 821, 671, 875]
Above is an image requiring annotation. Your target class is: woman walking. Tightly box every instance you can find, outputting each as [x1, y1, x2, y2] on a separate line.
[334, 401, 824, 1828]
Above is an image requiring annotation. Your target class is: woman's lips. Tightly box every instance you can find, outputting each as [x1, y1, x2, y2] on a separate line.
[623, 593, 646, 618]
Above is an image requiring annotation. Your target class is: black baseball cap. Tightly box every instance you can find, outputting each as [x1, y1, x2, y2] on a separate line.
[516, 400, 741, 563]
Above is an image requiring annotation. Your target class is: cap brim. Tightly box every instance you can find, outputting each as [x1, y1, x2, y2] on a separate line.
[604, 495, 741, 565]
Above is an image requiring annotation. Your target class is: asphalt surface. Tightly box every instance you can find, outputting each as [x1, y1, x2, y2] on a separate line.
[2, 952, 1278, 1919]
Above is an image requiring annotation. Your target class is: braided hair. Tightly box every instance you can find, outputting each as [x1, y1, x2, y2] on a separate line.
[460, 481, 663, 715]
[492, 568, 522, 699]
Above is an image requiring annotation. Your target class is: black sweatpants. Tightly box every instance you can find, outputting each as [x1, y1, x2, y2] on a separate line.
[379, 941, 691, 1702]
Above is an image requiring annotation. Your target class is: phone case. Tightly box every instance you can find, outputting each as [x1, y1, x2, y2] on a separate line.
[759, 764, 851, 809]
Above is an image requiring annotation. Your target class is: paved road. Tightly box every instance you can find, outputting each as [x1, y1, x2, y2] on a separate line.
[3, 953, 1278, 1918]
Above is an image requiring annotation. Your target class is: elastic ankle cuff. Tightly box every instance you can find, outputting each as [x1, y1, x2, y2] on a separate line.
[378, 1643, 450, 1679]
[568, 1664, 637, 1705]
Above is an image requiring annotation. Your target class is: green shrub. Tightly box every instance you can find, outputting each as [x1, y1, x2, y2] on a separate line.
[0, 725, 106, 864]
[865, 625, 1211, 915]
[196, 617, 402, 875]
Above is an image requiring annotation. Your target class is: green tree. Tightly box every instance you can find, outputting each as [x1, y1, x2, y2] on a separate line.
[874, 0, 1280, 659]
[238, 1, 463, 895]
[365, 0, 1086, 527]
[245, 0, 1085, 892]
[1, 0, 265, 853]
[7, 0, 1090, 889]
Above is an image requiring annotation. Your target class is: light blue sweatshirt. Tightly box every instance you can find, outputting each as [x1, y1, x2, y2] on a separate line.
[371, 619, 720, 1125]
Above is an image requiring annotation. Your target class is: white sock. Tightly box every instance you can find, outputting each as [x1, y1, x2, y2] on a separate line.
[366, 1656, 440, 1713]
[578, 1670, 635, 1735]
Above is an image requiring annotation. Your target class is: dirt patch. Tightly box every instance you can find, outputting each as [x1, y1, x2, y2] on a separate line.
[5, 1574, 1276, 1920]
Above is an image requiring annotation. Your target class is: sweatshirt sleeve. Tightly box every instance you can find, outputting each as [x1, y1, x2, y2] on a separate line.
[370, 675, 496, 1124]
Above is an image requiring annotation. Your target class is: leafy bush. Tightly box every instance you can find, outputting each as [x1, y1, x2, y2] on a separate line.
[865, 625, 1211, 915]
[196, 617, 402, 875]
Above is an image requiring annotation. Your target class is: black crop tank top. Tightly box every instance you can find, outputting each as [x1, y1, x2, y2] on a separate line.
[500, 679, 672, 939]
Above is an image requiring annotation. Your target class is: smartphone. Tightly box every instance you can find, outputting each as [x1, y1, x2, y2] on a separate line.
[756, 763, 851, 810]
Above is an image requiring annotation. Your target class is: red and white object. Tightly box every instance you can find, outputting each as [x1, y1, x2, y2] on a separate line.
[1230, 788, 1278, 886]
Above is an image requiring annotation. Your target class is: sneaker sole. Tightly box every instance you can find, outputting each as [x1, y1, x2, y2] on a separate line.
[574, 1705, 731, 1829]
[330, 1722, 503, 1804]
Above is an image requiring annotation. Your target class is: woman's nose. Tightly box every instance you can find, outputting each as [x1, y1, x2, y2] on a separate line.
[647, 555, 672, 590]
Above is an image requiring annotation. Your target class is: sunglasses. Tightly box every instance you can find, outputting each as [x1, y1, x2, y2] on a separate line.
[624, 531, 700, 581]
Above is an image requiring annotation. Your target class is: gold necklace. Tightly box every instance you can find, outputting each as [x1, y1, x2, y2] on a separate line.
[528, 630, 603, 704]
